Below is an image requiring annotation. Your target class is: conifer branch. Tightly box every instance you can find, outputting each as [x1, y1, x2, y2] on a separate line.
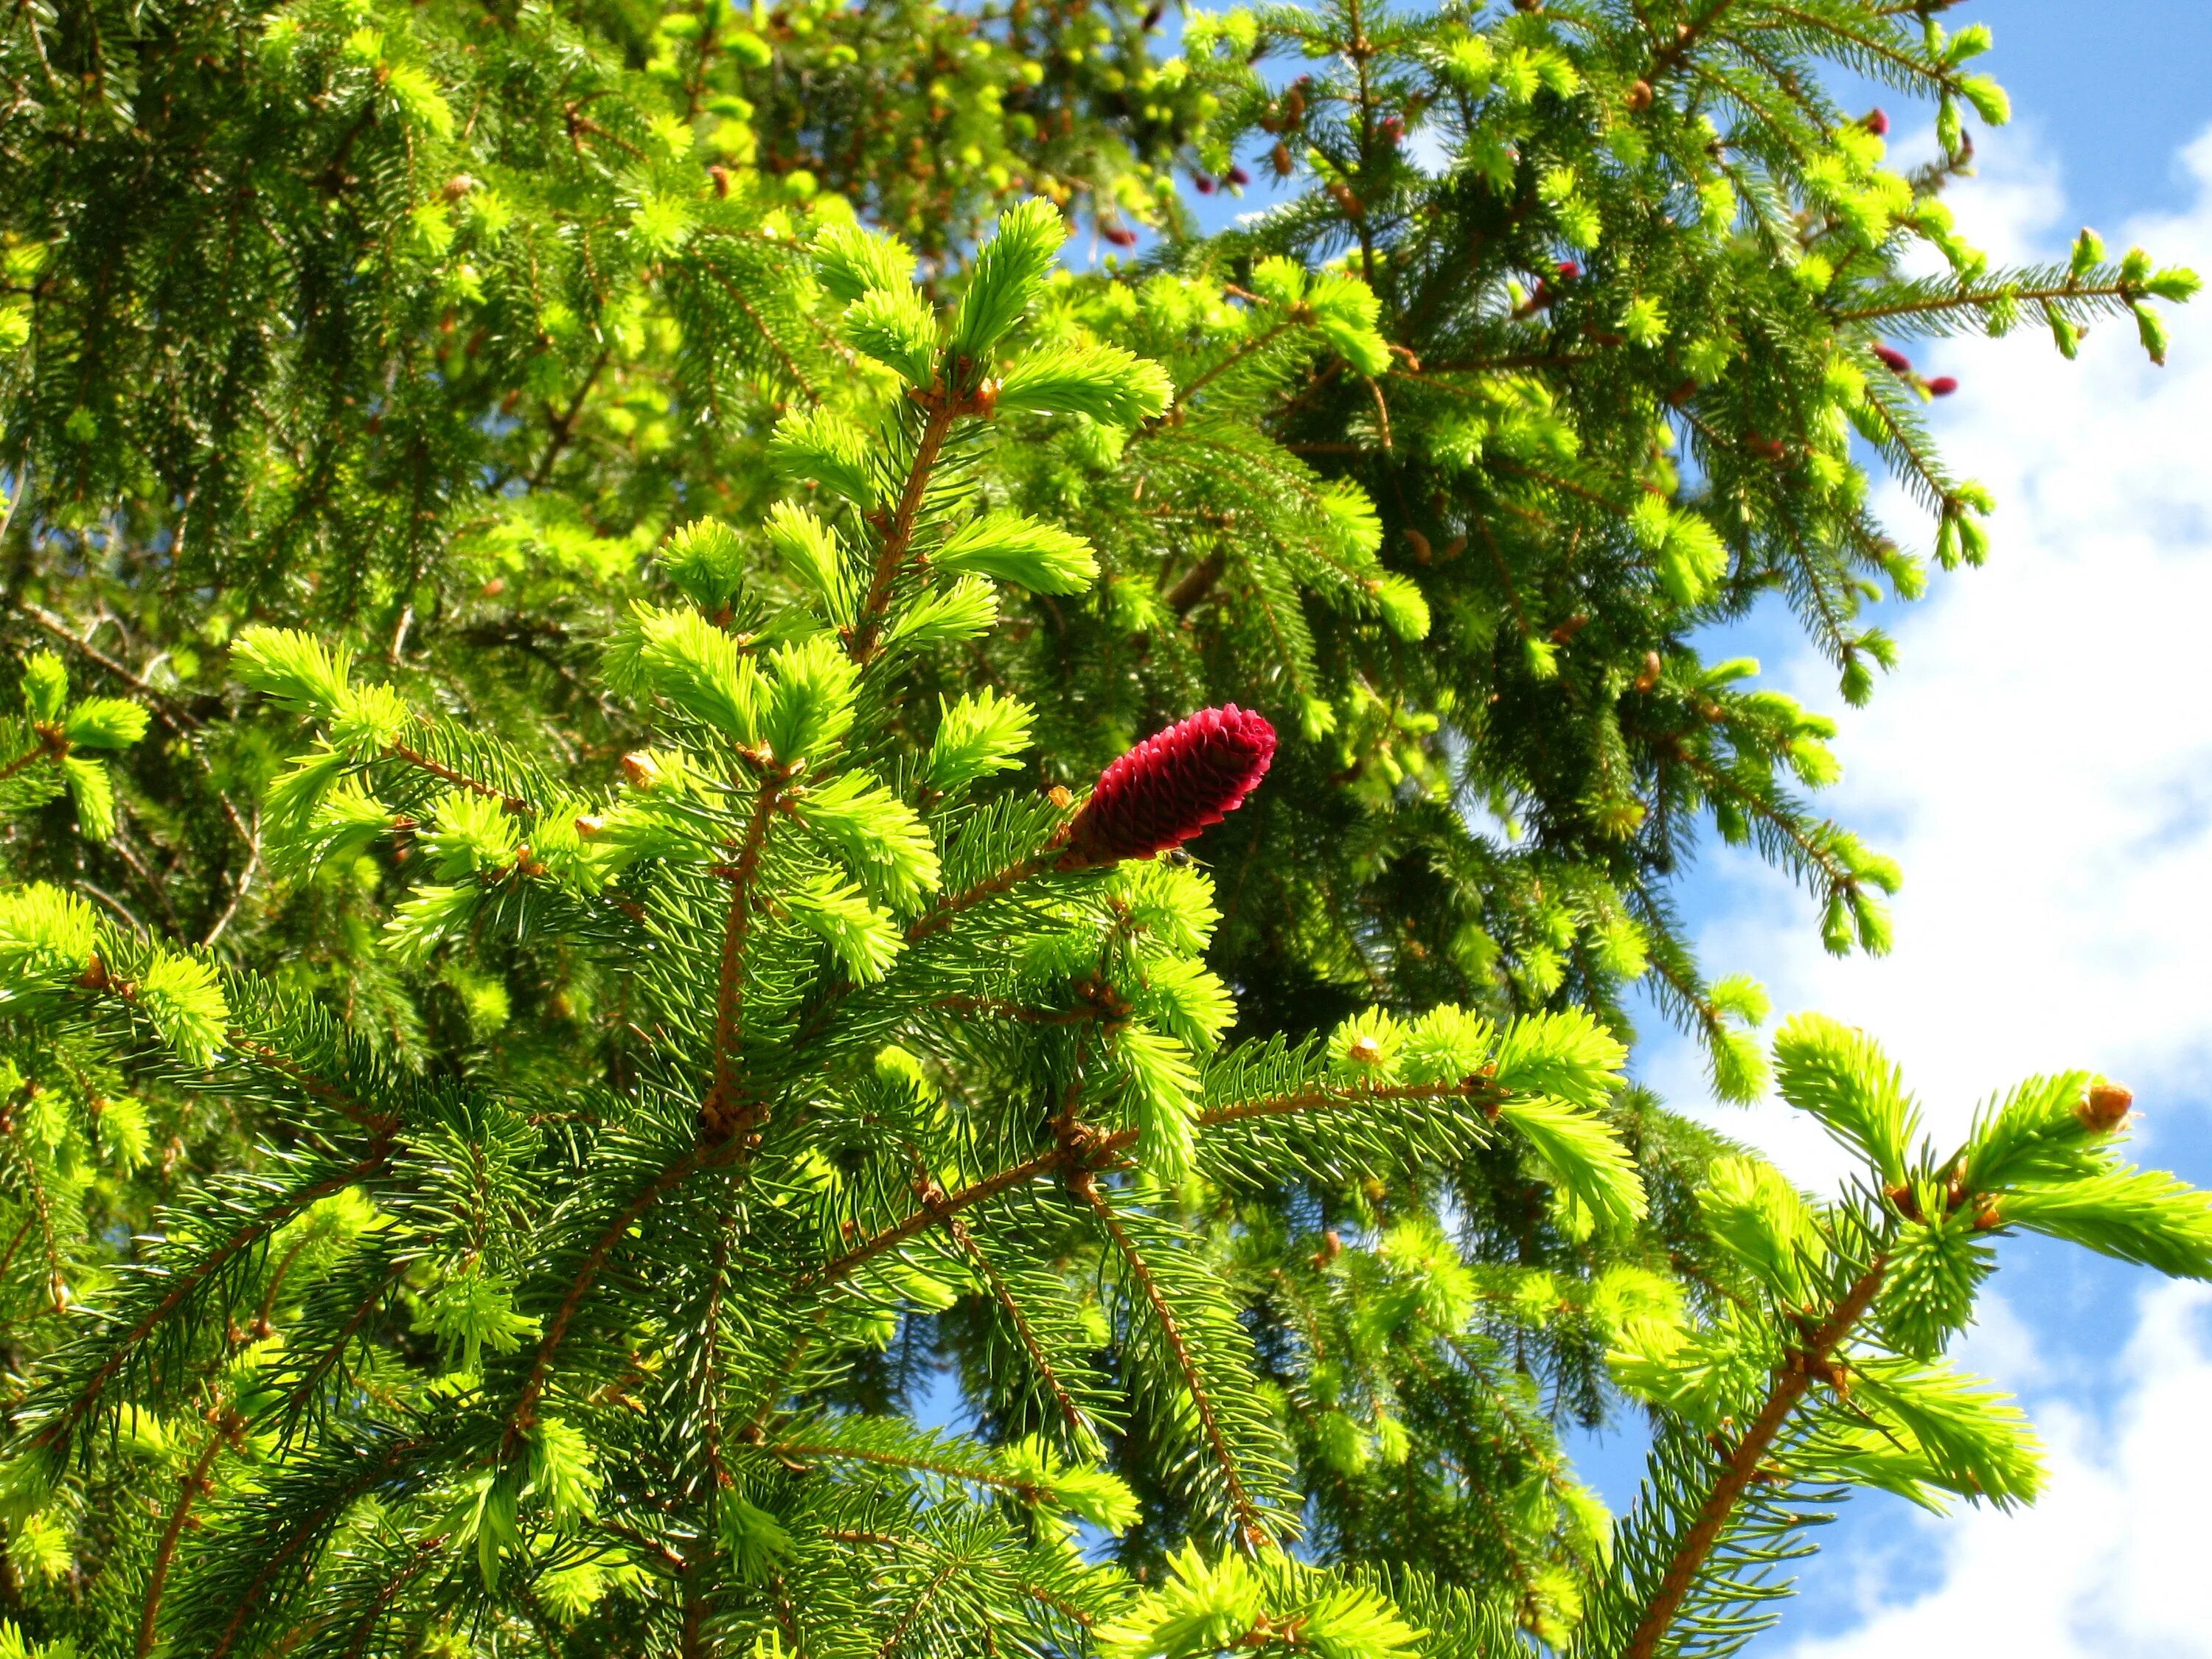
[874, 1558, 964, 1659]
[848, 399, 961, 664]
[13, 599, 203, 730]
[383, 740, 534, 816]
[501, 1143, 717, 1453]
[529, 347, 611, 489]
[1073, 1176, 1273, 1550]
[33, 1152, 392, 1456]
[205, 1433, 434, 1659]
[811, 1147, 1071, 1286]
[1832, 280, 2147, 323]
[765, 1436, 1027, 1495]
[700, 255, 824, 404]
[904, 855, 1051, 942]
[815, 1077, 1509, 1288]
[0, 1128, 66, 1316]
[1616, 1254, 1890, 1659]
[273, 1256, 411, 1424]
[945, 1214, 1096, 1445]
[1649, 0, 1746, 79]
[1161, 317, 1301, 417]
[703, 766, 790, 1138]
[0, 739, 55, 783]
[136, 1424, 228, 1658]
[226, 1034, 400, 1135]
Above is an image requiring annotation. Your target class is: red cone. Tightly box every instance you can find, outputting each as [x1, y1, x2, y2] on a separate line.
[1061, 706, 1276, 867]
[1926, 375, 1958, 396]
[1874, 344, 1912, 374]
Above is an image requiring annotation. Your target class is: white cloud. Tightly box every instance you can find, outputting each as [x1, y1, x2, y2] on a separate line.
[1625, 122, 2212, 1654]
[1784, 1283, 2212, 1659]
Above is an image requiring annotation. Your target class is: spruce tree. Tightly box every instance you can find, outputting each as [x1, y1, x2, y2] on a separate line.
[0, 199, 2208, 1659]
[0, 0, 2205, 1654]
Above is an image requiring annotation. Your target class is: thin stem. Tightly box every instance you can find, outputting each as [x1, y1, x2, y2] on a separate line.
[1076, 1178, 1270, 1549]
[529, 347, 611, 489]
[35, 1153, 391, 1455]
[703, 767, 787, 1138]
[847, 400, 959, 664]
[766, 1438, 1026, 1494]
[137, 1426, 227, 1656]
[904, 851, 1049, 944]
[1162, 317, 1299, 417]
[810, 1077, 1506, 1287]
[946, 1213, 1094, 1446]
[1650, 0, 1745, 78]
[383, 741, 532, 816]
[1618, 1256, 1890, 1659]
[501, 1142, 719, 1456]
[1166, 552, 1228, 616]
[873, 1558, 961, 1659]
[1836, 280, 2149, 325]
[0, 739, 55, 783]
[208, 1434, 430, 1659]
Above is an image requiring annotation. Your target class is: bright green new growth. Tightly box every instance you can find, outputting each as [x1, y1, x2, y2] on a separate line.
[0, 652, 148, 841]
[1, 0, 2206, 1653]
[7, 201, 2204, 1638]
[0, 207, 1649, 1657]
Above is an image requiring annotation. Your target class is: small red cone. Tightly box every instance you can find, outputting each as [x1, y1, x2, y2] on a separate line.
[1060, 706, 1277, 868]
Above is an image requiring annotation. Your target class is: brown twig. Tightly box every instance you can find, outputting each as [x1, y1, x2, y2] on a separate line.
[137, 1425, 229, 1656]
[1618, 1256, 1890, 1659]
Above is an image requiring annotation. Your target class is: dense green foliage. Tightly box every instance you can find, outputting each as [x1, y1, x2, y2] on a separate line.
[0, 0, 2204, 1653]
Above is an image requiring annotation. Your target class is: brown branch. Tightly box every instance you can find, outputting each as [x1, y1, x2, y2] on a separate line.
[1411, 351, 1596, 375]
[341, 1537, 444, 1659]
[0, 738, 56, 783]
[809, 1147, 1071, 1289]
[1651, 0, 1745, 78]
[383, 741, 532, 816]
[873, 1557, 961, 1659]
[765, 1438, 1024, 1493]
[810, 1077, 1508, 1289]
[946, 1214, 1094, 1446]
[226, 1034, 398, 1135]
[137, 1426, 228, 1656]
[500, 1143, 716, 1456]
[1618, 1256, 1890, 1659]
[903, 850, 1052, 945]
[276, 1257, 410, 1420]
[1161, 316, 1299, 417]
[529, 347, 611, 490]
[701, 768, 787, 1138]
[1166, 552, 1228, 616]
[1074, 1178, 1272, 1549]
[36, 1152, 391, 1455]
[1203, 1076, 1504, 1129]
[0, 1210, 38, 1287]
[700, 258, 821, 404]
[846, 398, 960, 664]
[207, 1433, 430, 1659]
[13, 602, 201, 730]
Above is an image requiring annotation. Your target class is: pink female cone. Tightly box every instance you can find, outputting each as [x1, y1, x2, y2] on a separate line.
[1060, 706, 1277, 867]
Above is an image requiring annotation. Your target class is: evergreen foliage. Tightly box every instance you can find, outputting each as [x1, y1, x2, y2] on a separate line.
[0, 0, 2205, 1655]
